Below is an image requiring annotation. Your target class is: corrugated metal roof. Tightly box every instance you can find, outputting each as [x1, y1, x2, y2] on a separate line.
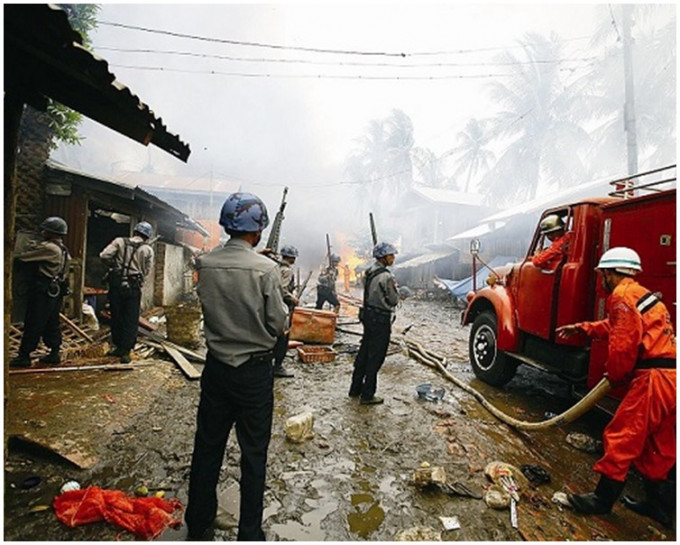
[45, 160, 208, 236]
[5, 4, 191, 162]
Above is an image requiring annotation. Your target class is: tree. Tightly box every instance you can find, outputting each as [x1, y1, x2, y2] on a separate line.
[449, 118, 495, 192]
[478, 32, 591, 206]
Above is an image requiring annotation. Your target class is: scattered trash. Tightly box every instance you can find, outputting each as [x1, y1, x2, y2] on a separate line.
[510, 498, 518, 529]
[154, 491, 165, 499]
[551, 491, 571, 508]
[415, 383, 445, 402]
[484, 485, 511, 510]
[28, 504, 51, 513]
[20, 476, 41, 489]
[284, 412, 314, 443]
[520, 464, 551, 486]
[60, 481, 81, 494]
[442, 481, 482, 499]
[102, 394, 116, 404]
[135, 485, 149, 497]
[413, 463, 447, 488]
[438, 515, 461, 530]
[81, 302, 100, 331]
[152, 426, 163, 432]
[566, 432, 602, 453]
[484, 461, 527, 502]
[394, 526, 441, 541]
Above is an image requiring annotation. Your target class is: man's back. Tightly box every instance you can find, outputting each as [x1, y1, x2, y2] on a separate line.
[198, 238, 287, 366]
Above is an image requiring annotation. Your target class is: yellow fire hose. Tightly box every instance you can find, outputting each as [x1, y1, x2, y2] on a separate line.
[401, 337, 612, 431]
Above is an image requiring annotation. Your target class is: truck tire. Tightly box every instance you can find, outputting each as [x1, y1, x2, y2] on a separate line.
[469, 311, 517, 386]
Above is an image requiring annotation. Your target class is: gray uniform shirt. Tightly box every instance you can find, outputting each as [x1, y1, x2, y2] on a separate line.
[364, 261, 399, 313]
[279, 261, 297, 308]
[15, 238, 70, 278]
[197, 238, 288, 367]
[99, 235, 153, 281]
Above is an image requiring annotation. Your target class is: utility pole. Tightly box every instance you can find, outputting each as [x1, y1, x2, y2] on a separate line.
[621, 5, 638, 176]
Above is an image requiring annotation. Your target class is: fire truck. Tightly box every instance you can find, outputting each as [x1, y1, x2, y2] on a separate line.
[461, 165, 676, 400]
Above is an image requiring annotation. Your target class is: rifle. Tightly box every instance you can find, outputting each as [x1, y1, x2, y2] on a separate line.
[325, 233, 332, 269]
[297, 270, 313, 298]
[369, 212, 378, 245]
[265, 186, 288, 255]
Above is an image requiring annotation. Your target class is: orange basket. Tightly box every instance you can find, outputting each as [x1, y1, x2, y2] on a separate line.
[297, 345, 336, 363]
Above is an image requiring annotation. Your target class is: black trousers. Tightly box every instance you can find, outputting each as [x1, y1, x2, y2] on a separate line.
[315, 286, 339, 310]
[107, 285, 141, 352]
[186, 351, 274, 540]
[19, 289, 63, 355]
[273, 332, 289, 367]
[350, 314, 392, 400]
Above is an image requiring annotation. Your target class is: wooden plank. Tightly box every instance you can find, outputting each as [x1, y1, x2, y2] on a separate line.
[9, 362, 154, 375]
[161, 342, 202, 380]
[138, 327, 206, 362]
[59, 312, 94, 343]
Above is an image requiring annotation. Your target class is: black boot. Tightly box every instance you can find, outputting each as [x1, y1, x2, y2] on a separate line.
[39, 349, 61, 365]
[273, 364, 294, 378]
[621, 478, 675, 529]
[10, 353, 32, 368]
[568, 475, 626, 515]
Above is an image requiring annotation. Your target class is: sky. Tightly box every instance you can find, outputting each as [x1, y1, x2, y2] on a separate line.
[50, 2, 675, 259]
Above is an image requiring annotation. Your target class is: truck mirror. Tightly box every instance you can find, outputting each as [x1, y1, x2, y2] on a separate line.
[470, 239, 481, 256]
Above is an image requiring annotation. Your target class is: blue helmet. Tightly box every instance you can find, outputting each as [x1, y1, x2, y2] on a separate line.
[219, 192, 270, 233]
[40, 216, 68, 235]
[134, 221, 153, 239]
[280, 245, 299, 258]
[373, 241, 398, 259]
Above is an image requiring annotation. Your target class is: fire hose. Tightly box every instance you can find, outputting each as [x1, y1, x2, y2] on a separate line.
[400, 336, 611, 431]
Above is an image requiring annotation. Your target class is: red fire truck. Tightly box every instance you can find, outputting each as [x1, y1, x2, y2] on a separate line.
[461, 166, 676, 400]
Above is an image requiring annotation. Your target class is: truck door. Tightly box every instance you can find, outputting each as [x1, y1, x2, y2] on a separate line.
[515, 209, 573, 340]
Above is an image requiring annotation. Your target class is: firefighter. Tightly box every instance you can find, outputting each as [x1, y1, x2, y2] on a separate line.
[556, 247, 676, 527]
[186, 192, 287, 541]
[273, 244, 299, 378]
[10, 217, 71, 367]
[349, 241, 399, 405]
[100, 221, 154, 364]
[532, 214, 573, 270]
[315, 253, 341, 312]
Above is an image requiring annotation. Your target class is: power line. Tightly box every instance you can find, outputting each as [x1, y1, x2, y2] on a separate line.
[94, 45, 601, 69]
[99, 20, 594, 58]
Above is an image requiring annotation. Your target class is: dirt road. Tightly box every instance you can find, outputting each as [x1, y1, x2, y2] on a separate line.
[3, 295, 674, 541]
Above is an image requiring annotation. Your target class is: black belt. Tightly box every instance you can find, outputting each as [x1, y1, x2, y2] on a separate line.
[636, 358, 676, 370]
[364, 305, 392, 317]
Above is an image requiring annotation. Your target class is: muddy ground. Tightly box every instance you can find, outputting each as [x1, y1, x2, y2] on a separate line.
[3, 292, 675, 541]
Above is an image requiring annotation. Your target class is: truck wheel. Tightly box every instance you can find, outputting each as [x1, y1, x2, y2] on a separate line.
[469, 311, 517, 386]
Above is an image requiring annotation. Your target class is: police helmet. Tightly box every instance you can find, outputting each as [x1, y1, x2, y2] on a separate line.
[219, 192, 270, 233]
[330, 253, 341, 263]
[40, 216, 68, 235]
[134, 221, 153, 239]
[373, 241, 398, 259]
[280, 245, 299, 258]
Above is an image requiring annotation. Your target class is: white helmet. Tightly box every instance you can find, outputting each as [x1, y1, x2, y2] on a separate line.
[596, 247, 642, 276]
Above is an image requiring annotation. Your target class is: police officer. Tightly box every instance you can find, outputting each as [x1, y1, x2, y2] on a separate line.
[10, 217, 71, 367]
[557, 247, 676, 527]
[349, 242, 399, 405]
[315, 253, 341, 312]
[186, 192, 287, 541]
[531, 214, 573, 270]
[273, 245, 298, 378]
[100, 221, 154, 364]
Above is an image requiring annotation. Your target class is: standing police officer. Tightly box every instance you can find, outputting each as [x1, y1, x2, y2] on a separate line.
[11, 217, 71, 367]
[186, 192, 287, 541]
[349, 242, 399, 405]
[315, 253, 341, 312]
[273, 245, 299, 378]
[100, 221, 154, 363]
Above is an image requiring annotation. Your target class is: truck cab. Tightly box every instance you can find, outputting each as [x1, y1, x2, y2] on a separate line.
[461, 168, 676, 393]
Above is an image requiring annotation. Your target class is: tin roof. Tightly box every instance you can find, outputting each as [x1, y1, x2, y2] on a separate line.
[4, 4, 190, 162]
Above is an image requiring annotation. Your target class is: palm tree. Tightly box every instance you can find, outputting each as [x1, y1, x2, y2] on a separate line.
[479, 32, 591, 206]
[449, 118, 495, 192]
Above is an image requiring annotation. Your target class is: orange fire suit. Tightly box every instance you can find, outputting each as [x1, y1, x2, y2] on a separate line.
[532, 231, 573, 270]
[574, 277, 676, 482]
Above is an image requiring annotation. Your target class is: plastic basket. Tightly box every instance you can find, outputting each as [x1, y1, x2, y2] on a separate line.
[297, 345, 336, 363]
